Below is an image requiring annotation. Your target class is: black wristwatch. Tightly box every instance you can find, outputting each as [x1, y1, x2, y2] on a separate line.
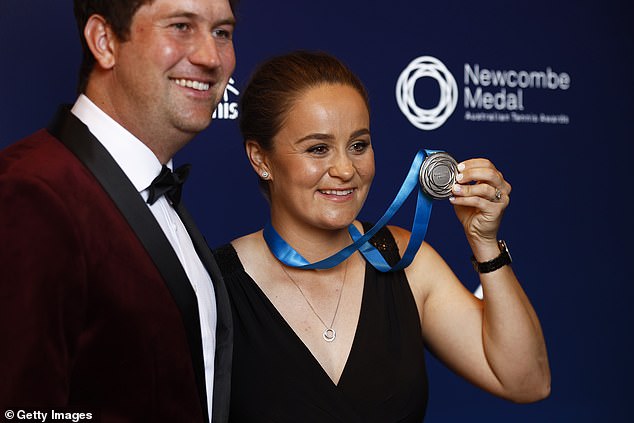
[471, 240, 512, 273]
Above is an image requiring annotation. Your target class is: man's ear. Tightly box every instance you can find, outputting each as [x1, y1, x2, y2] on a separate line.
[245, 140, 272, 180]
[83, 14, 117, 70]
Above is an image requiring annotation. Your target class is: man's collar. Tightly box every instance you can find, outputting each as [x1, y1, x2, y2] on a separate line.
[70, 94, 171, 194]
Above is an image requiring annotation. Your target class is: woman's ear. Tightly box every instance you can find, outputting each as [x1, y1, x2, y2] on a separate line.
[245, 140, 272, 180]
[83, 14, 117, 70]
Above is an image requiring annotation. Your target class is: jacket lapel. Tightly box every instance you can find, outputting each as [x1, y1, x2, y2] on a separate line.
[47, 106, 212, 422]
[175, 204, 233, 423]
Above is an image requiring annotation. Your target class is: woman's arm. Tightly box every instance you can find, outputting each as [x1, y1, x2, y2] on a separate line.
[395, 157, 550, 402]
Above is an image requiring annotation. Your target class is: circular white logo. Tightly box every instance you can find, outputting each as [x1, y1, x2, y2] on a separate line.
[396, 56, 458, 131]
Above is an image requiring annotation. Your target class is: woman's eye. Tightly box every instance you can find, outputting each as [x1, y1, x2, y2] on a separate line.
[307, 145, 328, 155]
[351, 141, 370, 152]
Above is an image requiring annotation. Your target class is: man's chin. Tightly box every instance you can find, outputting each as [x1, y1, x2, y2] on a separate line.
[176, 116, 214, 134]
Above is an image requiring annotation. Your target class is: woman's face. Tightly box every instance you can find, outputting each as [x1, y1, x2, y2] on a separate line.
[265, 83, 375, 233]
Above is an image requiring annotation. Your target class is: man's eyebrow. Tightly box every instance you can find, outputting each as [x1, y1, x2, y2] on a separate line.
[217, 17, 237, 27]
[163, 12, 236, 27]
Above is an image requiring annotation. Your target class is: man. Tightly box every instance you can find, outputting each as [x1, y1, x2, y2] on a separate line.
[0, 0, 237, 421]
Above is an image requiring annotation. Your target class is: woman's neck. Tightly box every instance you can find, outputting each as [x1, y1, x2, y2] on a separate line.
[268, 217, 357, 264]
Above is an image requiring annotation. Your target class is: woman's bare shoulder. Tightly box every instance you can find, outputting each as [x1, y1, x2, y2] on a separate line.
[231, 230, 262, 250]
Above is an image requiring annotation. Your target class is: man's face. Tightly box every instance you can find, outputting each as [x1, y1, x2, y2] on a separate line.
[110, 0, 236, 146]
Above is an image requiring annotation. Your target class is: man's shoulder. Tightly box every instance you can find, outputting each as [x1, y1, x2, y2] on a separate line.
[0, 128, 83, 181]
[0, 128, 110, 212]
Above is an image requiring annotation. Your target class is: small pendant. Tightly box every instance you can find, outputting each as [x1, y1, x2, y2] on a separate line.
[323, 328, 336, 342]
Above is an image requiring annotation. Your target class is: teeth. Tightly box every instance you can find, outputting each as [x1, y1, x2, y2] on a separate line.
[320, 189, 354, 196]
[174, 78, 210, 91]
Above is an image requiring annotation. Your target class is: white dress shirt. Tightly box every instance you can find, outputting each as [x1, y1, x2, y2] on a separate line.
[71, 94, 216, 421]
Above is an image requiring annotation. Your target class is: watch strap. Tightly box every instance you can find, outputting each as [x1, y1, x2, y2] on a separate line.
[471, 240, 512, 273]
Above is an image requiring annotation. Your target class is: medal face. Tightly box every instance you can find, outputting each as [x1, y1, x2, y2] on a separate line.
[419, 152, 458, 199]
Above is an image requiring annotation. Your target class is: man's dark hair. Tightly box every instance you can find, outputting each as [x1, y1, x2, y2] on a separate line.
[73, 0, 239, 94]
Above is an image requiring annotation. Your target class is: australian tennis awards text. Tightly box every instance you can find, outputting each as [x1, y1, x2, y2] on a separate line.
[463, 64, 570, 111]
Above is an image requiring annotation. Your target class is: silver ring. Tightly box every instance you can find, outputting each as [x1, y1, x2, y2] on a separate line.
[494, 188, 502, 201]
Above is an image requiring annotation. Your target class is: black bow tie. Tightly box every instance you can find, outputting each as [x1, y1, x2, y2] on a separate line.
[146, 164, 191, 206]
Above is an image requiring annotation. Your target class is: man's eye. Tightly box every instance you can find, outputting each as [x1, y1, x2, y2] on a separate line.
[172, 23, 190, 31]
[214, 28, 233, 40]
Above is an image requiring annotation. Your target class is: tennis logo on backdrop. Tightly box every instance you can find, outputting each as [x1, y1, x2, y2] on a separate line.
[396, 56, 458, 131]
[396, 56, 571, 130]
[212, 77, 239, 120]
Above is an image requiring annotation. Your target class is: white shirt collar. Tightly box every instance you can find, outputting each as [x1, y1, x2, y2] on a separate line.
[70, 94, 171, 193]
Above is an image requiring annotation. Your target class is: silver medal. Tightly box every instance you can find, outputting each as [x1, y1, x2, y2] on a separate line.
[419, 152, 458, 199]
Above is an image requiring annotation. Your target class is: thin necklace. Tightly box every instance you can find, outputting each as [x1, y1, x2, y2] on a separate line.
[279, 259, 349, 342]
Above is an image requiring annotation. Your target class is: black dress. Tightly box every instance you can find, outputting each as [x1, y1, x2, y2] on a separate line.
[213, 225, 428, 422]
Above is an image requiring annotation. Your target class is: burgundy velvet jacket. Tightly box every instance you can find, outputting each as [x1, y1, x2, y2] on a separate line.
[0, 108, 232, 422]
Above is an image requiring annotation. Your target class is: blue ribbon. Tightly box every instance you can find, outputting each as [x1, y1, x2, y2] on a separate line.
[263, 149, 440, 272]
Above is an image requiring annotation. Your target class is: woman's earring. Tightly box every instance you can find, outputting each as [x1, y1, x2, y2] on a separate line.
[261, 171, 270, 179]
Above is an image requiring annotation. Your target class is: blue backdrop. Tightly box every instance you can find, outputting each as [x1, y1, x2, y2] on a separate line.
[1, 1, 633, 421]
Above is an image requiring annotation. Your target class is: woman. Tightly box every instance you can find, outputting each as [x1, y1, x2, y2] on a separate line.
[213, 51, 550, 421]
